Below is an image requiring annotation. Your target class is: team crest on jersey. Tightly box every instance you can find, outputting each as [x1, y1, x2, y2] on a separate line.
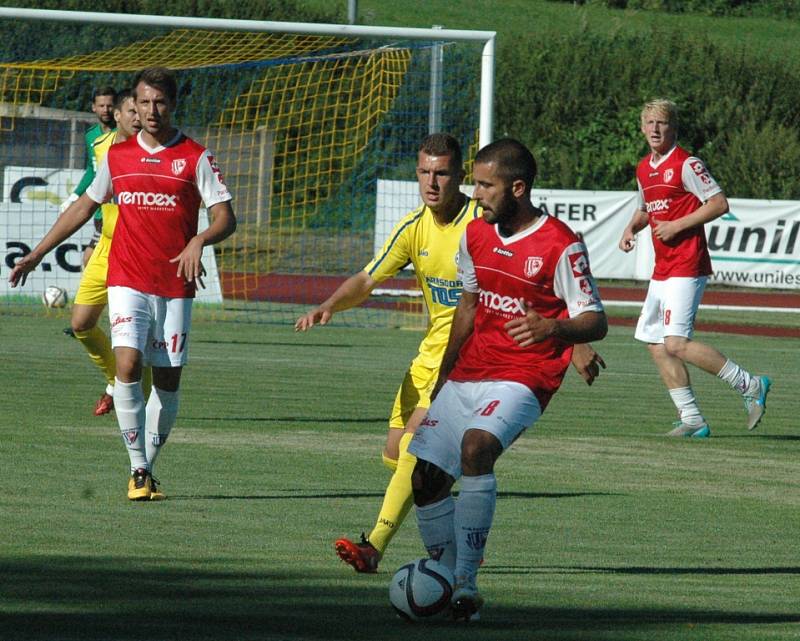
[524, 256, 543, 277]
[663, 168, 673, 182]
[171, 159, 187, 176]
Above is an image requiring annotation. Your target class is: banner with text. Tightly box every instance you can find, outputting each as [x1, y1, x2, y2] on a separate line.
[1, 166, 223, 303]
[375, 180, 800, 290]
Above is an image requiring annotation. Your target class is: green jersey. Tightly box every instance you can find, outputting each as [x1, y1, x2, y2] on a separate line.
[74, 123, 107, 220]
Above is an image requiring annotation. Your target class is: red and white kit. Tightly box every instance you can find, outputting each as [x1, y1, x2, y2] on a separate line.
[636, 145, 722, 280]
[89, 130, 231, 298]
[635, 146, 722, 343]
[453, 214, 603, 410]
[87, 130, 232, 365]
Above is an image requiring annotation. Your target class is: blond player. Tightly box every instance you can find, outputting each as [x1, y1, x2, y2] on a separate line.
[619, 99, 770, 437]
[70, 89, 151, 417]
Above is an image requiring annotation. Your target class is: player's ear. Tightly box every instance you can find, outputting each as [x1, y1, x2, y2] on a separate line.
[511, 178, 526, 198]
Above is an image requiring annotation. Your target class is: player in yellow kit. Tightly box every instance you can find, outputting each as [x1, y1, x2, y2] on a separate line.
[70, 89, 151, 416]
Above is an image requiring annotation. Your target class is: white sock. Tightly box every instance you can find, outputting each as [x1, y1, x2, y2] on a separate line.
[145, 386, 179, 473]
[415, 495, 456, 571]
[717, 359, 753, 395]
[454, 474, 496, 585]
[668, 387, 705, 427]
[113, 378, 147, 471]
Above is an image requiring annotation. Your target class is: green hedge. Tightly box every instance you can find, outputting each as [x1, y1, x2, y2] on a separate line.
[496, 27, 800, 198]
[552, 0, 800, 19]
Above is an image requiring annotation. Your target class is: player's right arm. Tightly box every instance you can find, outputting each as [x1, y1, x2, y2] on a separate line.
[8, 193, 100, 287]
[430, 289, 477, 400]
[294, 270, 378, 331]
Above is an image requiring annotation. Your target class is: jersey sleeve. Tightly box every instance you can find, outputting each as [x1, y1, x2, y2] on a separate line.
[552, 242, 604, 318]
[363, 217, 416, 283]
[456, 230, 478, 293]
[682, 156, 723, 203]
[85, 156, 112, 204]
[196, 150, 232, 208]
[636, 177, 645, 210]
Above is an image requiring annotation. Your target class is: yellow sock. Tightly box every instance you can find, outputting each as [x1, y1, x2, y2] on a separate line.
[369, 432, 416, 557]
[382, 452, 398, 472]
[74, 327, 115, 387]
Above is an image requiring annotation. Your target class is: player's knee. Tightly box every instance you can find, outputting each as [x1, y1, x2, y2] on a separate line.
[71, 318, 94, 334]
[664, 336, 689, 359]
[461, 429, 501, 476]
[411, 459, 451, 506]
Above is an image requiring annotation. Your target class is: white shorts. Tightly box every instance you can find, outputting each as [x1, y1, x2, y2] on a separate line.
[408, 380, 542, 480]
[635, 276, 706, 343]
[107, 286, 193, 367]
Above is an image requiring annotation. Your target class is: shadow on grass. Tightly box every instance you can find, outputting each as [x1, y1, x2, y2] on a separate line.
[194, 339, 356, 348]
[183, 416, 386, 424]
[2, 557, 798, 641]
[167, 491, 620, 502]
[484, 565, 800, 576]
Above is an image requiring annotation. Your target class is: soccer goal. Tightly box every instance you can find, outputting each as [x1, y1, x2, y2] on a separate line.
[0, 8, 495, 328]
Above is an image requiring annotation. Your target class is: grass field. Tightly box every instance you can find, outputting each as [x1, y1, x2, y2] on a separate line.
[2, 312, 798, 641]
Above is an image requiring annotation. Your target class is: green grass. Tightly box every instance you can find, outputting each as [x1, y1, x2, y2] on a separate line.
[1, 313, 798, 640]
[306, 0, 800, 63]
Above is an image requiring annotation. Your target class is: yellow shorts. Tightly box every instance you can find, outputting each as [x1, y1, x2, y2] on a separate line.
[388, 360, 439, 429]
[74, 235, 110, 306]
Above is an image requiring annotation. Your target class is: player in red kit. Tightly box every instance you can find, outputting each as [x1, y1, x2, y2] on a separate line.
[619, 99, 770, 438]
[9, 67, 236, 499]
[408, 139, 607, 620]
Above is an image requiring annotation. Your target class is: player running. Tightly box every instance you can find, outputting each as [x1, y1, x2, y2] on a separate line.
[9, 67, 236, 501]
[618, 99, 770, 437]
[69, 89, 152, 417]
[409, 138, 607, 621]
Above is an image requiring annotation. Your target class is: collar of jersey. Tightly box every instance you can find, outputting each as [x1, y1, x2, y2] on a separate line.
[493, 212, 548, 245]
[136, 129, 183, 155]
[648, 144, 678, 169]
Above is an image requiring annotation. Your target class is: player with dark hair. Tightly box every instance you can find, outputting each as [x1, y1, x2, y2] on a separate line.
[9, 67, 236, 500]
[409, 138, 607, 620]
[619, 99, 770, 437]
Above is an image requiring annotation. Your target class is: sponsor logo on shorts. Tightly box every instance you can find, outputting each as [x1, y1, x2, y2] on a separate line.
[420, 416, 438, 427]
[479, 289, 526, 316]
[117, 191, 177, 207]
[111, 315, 132, 328]
[151, 339, 168, 350]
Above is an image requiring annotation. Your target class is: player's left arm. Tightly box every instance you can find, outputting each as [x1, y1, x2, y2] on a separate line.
[170, 200, 236, 284]
[653, 157, 728, 243]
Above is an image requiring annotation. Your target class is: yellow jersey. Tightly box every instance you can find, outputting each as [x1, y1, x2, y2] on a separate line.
[365, 196, 481, 368]
[91, 129, 119, 239]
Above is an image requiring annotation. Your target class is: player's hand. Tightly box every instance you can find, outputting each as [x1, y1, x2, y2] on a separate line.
[619, 230, 636, 252]
[294, 307, 332, 331]
[571, 343, 606, 386]
[504, 300, 555, 347]
[653, 219, 680, 243]
[170, 236, 205, 284]
[7, 251, 43, 288]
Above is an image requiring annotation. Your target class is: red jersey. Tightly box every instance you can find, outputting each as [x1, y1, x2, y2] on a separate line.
[636, 145, 722, 280]
[87, 130, 232, 298]
[450, 215, 603, 410]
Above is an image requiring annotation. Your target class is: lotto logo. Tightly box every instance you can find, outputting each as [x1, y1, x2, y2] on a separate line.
[479, 289, 526, 315]
[117, 191, 178, 207]
[646, 198, 670, 213]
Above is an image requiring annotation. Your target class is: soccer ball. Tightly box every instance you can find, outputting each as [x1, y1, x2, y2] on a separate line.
[42, 285, 68, 309]
[389, 558, 454, 622]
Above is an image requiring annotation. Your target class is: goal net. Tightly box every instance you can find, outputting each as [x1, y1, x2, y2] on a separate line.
[0, 14, 487, 328]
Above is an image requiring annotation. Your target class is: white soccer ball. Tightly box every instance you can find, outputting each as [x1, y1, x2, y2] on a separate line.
[42, 285, 68, 309]
[389, 558, 454, 622]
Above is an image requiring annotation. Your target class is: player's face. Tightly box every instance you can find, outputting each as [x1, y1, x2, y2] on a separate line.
[92, 95, 115, 127]
[473, 161, 517, 226]
[416, 151, 464, 214]
[641, 110, 676, 155]
[135, 82, 174, 138]
[114, 97, 141, 139]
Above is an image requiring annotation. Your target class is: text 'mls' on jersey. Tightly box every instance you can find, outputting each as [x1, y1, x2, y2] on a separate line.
[452, 214, 603, 410]
[636, 145, 722, 280]
[364, 197, 481, 369]
[87, 130, 232, 298]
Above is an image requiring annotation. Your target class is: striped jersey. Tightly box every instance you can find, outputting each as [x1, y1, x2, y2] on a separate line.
[365, 197, 482, 368]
